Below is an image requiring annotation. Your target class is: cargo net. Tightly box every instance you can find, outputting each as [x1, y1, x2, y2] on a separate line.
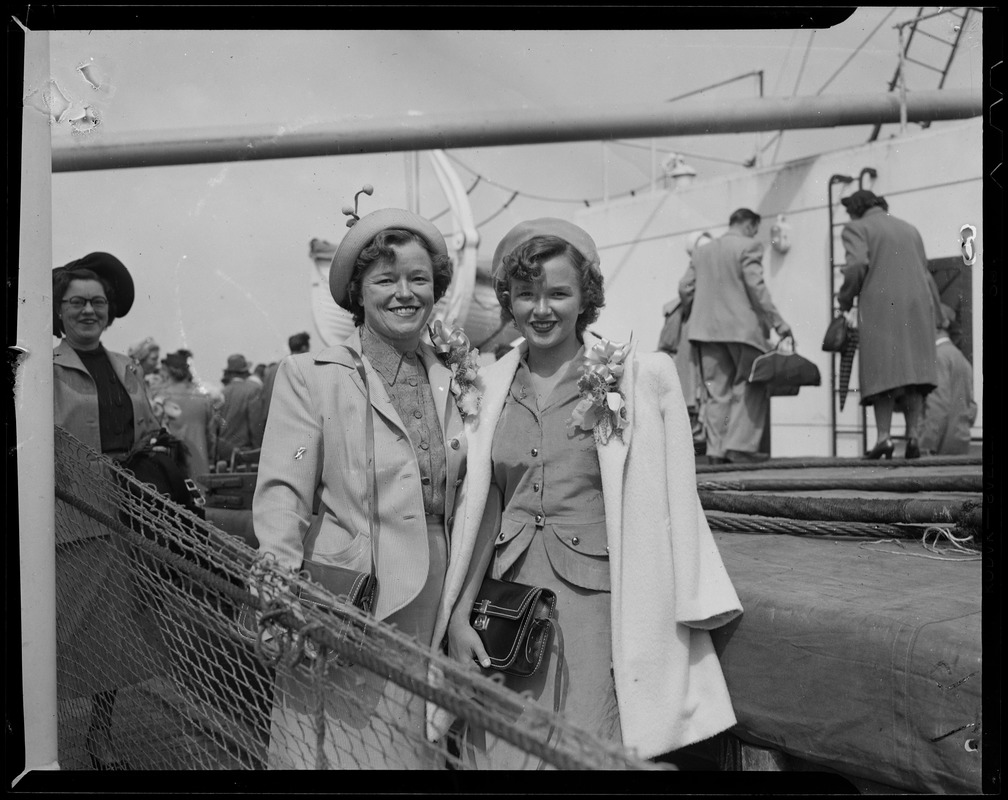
[52, 426, 659, 771]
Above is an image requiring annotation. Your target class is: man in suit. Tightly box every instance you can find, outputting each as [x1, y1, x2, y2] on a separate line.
[215, 353, 263, 463]
[678, 208, 792, 463]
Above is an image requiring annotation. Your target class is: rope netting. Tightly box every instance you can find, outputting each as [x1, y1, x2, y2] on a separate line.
[51, 426, 660, 771]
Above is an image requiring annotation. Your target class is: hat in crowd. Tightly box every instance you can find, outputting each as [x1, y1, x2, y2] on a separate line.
[129, 336, 159, 362]
[329, 208, 448, 310]
[54, 251, 135, 317]
[163, 350, 191, 372]
[491, 218, 601, 280]
[840, 189, 885, 218]
[223, 353, 251, 377]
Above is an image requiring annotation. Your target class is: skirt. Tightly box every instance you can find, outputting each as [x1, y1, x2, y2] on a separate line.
[460, 527, 622, 769]
[55, 525, 164, 701]
[266, 517, 448, 769]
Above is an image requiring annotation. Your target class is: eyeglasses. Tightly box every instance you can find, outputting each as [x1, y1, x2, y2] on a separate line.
[62, 296, 109, 311]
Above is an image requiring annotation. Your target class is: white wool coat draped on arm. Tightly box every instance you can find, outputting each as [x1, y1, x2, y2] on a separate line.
[427, 335, 742, 758]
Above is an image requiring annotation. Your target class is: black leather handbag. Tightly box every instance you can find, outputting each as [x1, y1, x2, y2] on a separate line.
[470, 577, 556, 676]
[299, 346, 379, 616]
[821, 313, 849, 352]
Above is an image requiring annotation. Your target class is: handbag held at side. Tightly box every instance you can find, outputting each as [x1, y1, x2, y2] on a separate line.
[470, 577, 556, 676]
[821, 312, 848, 352]
[748, 336, 821, 397]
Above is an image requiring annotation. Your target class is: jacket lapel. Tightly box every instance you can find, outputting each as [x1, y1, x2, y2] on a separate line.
[317, 330, 406, 435]
[417, 343, 454, 435]
[587, 334, 635, 566]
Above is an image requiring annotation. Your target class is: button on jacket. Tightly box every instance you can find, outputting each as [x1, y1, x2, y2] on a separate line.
[253, 328, 467, 621]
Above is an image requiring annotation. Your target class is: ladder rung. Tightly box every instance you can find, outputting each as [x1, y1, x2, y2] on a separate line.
[904, 56, 945, 74]
[914, 28, 957, 46]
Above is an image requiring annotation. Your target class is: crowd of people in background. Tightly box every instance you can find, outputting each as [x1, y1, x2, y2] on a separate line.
[119, 331, 313, 481]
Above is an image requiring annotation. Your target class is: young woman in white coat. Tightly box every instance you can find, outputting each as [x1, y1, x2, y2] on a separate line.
[431, 218, 743, 767]
[253, 202, 467, 769]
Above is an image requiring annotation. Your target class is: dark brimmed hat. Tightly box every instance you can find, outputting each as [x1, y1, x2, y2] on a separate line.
[223, 354, 251, 377]
[329, 208, 448, 310]
[163, 350, 190, 371]
[491, 218, 601, 280]
[54, 251, 135, 316]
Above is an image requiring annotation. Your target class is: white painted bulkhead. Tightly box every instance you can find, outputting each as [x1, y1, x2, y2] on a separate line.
[575, 118, 983, 458]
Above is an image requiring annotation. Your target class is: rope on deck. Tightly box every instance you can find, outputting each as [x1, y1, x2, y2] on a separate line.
[699, 491, 982, 530]
[697, 474, 982, 493]
[705, 511, 925, 539]
[695, 455, 982, 473]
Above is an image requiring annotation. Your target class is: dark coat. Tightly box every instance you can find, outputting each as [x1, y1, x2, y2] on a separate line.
[837, 207, 940, 401]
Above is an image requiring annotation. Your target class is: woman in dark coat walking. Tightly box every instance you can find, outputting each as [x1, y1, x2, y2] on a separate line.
[836, 190, 942, 459]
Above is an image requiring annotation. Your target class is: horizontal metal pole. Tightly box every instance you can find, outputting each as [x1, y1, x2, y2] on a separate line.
[51, 90, 982, 173]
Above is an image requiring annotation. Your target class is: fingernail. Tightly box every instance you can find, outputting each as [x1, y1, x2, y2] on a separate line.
[481, 659, 490, 667]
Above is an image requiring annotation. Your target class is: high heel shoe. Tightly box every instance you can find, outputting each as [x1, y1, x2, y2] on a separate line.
[863, 438, 894, 460]
[904, 438, 921, 460]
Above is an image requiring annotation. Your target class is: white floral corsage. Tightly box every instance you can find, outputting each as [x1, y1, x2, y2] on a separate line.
[569, 337, 631, 445]
[428, 320, 483, 418]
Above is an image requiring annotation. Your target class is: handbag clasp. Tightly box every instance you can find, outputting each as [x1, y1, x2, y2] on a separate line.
[473, 613, 489, 631]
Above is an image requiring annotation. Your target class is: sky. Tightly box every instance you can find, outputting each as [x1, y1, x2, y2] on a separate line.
[21, 8, 988, 391]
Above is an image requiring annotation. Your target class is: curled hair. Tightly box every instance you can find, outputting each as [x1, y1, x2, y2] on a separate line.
[493, 235, 604, 341]
[345, 228, 453, 327]
[52, 267, 118, 337]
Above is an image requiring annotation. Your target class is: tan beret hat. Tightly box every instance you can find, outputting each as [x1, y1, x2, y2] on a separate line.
[490, 218, 601, 280]
[329, 208, 448, 309]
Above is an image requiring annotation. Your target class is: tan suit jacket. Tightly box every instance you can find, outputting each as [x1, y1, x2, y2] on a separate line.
[678, 229, 785, 353]
[253, 329, 467, 620]
[53, 338, 160, 454]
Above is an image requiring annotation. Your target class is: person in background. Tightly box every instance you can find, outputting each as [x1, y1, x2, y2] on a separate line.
[659, 230, 713, 456]
[253, 202, 467, 769]
[920, 305, 977, 456]
[128, 336, 168, 422]
[156, 349, 218, 480]
[439, 218, 741, 768]
[253, 331, 311, 444]
[677, 208, 792, 464]
[249, 363, 266, 389]
[215, 353, 263, 462]
[836, 189, 940, 460]
[52, 251, 162, 770]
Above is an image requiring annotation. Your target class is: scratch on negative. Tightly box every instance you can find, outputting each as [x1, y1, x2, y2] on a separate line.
[936, 671, 978, 691]
[929, 723, 976, 743]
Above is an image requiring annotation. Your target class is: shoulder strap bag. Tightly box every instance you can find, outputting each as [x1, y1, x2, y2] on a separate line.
[298, 346, 379, 615]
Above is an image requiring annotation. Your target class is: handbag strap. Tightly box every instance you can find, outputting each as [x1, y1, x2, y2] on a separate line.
[344, 346, 379, 578]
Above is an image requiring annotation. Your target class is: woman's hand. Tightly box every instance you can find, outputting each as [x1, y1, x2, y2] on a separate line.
[844, 307, 859, 329]
[448, 614, 492, 669]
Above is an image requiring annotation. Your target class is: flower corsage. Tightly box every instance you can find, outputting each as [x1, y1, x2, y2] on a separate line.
[569, 337, 631, 445]
[428, 320, 483, 418]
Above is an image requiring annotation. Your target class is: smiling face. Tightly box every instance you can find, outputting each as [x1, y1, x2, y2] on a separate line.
[60, 278, 110, 351]
[359, 241, 436, 351]
[508, 254, 585, 361]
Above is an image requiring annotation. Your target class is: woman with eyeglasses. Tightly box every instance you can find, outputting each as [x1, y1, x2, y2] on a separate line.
[52, 252, 162, 770]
